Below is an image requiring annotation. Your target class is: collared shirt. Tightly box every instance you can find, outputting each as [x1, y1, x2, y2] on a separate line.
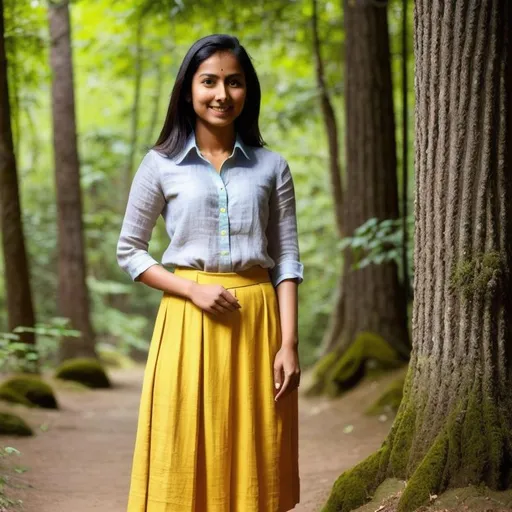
[116, 133, 304, 287]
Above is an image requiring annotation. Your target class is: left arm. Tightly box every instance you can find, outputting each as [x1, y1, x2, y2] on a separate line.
[273, 279, 301, 401]
[266, 157, 303, 401]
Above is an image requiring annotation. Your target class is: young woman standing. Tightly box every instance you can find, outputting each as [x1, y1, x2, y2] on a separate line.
[117, 34, 303, 512]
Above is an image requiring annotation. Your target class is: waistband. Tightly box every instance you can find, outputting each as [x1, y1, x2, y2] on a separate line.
[174, 266, 271, 288]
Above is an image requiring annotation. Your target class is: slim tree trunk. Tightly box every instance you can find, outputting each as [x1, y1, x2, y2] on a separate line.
[48, 0, 96, 360]
[314, 0, 410, 394]
[322, 2, 512, 511]
[0, 0, 36, 350]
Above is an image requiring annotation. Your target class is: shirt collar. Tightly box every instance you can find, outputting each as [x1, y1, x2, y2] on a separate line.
[175, 132, 250, 164]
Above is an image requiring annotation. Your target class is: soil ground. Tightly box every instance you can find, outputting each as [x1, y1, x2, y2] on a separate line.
[0, 367, 401, 512]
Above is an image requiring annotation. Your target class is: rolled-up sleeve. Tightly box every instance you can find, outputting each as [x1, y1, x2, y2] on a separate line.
[266, 157, 304, 287]
[116, 151, 165, 281]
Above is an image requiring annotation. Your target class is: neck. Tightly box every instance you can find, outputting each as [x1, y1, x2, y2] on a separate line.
[194, 121, 236, 155]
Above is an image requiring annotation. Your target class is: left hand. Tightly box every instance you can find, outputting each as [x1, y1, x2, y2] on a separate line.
[273, 345, 301, 402]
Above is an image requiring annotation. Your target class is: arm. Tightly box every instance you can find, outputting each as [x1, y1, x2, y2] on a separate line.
[267, 158, 303, 401]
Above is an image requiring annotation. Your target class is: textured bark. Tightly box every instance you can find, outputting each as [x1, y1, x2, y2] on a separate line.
[312, 0, 344, 238]
[319, 0, 409, 360]
[322, 1, 512, 511]
[0, 0, 36, 347]
[48, 0, 96, 360]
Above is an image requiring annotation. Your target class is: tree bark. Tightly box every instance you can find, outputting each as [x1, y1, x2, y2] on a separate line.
[48, 0, 96, 360]
[312, 0, 344, 238]
[0, 0, 36, 349]
[316, 0, 409, 385]
[322, 1, 512, 510]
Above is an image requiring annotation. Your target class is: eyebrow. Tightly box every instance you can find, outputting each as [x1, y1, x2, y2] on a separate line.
[198, 73, 244, 79]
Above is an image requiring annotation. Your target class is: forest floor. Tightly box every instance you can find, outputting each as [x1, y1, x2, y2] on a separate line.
[1, 366, 510, 512]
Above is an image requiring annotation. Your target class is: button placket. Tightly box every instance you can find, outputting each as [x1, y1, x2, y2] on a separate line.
[212, 169, 231, 271]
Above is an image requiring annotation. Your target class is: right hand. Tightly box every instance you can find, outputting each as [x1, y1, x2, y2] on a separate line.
[188, 283, 241, 315]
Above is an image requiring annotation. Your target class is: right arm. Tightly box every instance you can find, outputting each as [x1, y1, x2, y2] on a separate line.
[117, 152, 239, 315]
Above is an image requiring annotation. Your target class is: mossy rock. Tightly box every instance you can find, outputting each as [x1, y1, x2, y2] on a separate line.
[0, 411, 33, 436]
[0, 387, 33, 407]
[366, 375, 406, 415]
[97, 347, 135, 369]
[55, 358, 111, 389]
[0, 376, 58, 409]
[312, 332, 405, 396]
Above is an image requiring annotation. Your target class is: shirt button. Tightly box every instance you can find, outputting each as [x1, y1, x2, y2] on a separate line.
[220, 230, 227, 236]
[220, 207, 226, 213]
[221, 250, 229, 256]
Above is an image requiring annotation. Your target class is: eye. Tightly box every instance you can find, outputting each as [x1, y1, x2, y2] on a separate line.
[202, 78, 215, 86]
[228, 79, 243, 87]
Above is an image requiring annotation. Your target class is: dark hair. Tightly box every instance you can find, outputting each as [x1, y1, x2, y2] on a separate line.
[153, 34, 265, 158]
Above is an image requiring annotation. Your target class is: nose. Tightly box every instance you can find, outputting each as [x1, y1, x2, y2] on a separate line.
[215, 83, 229, 102]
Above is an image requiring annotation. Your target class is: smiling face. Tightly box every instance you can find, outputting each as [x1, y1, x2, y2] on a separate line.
[190, 51, 247, 132]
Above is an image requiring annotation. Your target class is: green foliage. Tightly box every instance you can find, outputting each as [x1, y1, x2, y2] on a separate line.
[0, 376, 58, 409]
[339, 217, 413, 277]
[54, 358, 111, 389]
[0, 446, 25, 509]
[0, 413, 33, 437]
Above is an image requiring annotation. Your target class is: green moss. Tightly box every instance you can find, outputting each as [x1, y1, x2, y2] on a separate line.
[321, 448, 385, 512]
[388, 402, 416, 476]
[0, 387, 33, 407]
[97, 348, 135, 369]
[398, 431, 448, 512]
[0, 411, 33, 436]
[366, 376, 405, 415]
[451, 251, 504, 299]
[311, 332, 404, 397]
[0, 376, 58, 409]
[55, 358, 111, 389]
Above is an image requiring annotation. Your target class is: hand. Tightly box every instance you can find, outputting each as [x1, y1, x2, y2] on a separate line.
[188, 283, 241, 315]
[273, 345, 301, 402]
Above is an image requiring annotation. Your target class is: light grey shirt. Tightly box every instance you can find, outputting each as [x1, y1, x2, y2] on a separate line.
[116, 133, 304, 287]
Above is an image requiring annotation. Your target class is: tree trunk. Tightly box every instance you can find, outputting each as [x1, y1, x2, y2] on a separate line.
[313, 0, 410, 393]
[0, 0, 36, 350]
[322, 1, 512, 511]
[48, 0, 96, 361]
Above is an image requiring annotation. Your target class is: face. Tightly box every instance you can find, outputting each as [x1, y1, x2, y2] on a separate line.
[190, 51, 247, 130]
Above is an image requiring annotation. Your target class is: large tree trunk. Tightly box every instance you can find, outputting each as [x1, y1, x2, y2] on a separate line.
[313, 0, 410, 394]
[0, 0, 36, 350]
[48, 0, 96, 361]
[322, 1, 512, 511]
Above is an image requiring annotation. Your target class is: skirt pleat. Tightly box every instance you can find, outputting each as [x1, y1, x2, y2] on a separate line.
[127, 267, 300, 512]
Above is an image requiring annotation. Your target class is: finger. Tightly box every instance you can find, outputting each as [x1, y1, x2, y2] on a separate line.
[275, 372, 292, 402]
[274, 365, 283, 393]
[222, 290, 241, 309]
[215, 297, 236, 311]
[211, 303, 229, 315]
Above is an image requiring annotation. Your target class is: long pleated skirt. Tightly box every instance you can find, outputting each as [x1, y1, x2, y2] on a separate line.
[127, 266, 300, 512]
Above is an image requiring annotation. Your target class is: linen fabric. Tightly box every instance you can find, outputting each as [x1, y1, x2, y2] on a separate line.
[116, 134, 304, 287]
[127, 267, 300, 512]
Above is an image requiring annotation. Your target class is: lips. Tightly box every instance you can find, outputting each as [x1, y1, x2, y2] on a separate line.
[210, 106, 231, 112]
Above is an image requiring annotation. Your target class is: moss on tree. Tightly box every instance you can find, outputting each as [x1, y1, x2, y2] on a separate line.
[309, 332, 405, 397]
[55, 358, 111, 389]
[321, 448, 385, 512]
[0, 376, 58, 409]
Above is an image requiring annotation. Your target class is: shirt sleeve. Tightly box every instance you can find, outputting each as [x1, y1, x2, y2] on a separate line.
[266, 157, 304, 287]
[116, 151, 165, 281]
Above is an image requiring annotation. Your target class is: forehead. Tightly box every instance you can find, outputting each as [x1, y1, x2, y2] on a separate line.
[195, 51, 244, 75]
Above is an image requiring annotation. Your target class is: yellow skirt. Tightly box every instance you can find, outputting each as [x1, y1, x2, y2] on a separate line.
[127, 267, 300, 512]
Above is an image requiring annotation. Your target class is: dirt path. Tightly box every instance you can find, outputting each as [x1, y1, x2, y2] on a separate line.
[1, 367, 401, 512]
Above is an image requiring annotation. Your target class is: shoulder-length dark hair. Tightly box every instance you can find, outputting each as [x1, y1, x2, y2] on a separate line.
[153, 34, 265, 158]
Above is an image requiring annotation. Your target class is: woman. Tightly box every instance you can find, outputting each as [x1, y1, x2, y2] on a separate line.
[117, 34, 303, 512]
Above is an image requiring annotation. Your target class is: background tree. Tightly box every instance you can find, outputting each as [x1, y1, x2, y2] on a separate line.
[311, 0, 410, 395]
[322, 1, 512, 510]
[0, 0, 37, 353]
[48, 0, 96, 360]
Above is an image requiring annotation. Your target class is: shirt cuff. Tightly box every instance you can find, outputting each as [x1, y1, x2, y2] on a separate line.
[125, 254, 160, 281]
[270, 260, 304, 287]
